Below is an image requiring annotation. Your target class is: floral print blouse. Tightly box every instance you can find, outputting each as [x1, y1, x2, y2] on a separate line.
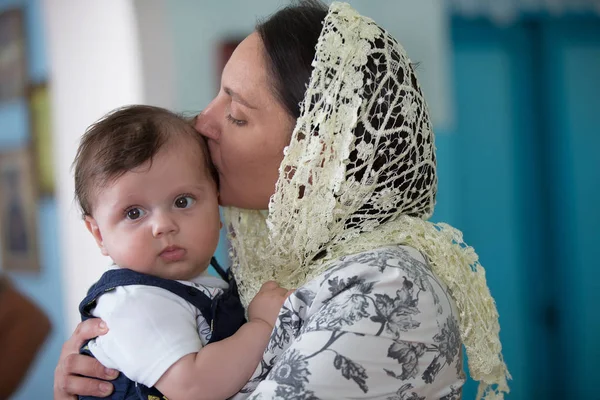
[232, 245, 465, 399]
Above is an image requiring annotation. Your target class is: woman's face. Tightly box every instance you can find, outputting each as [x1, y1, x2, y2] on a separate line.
[195, 32, 295, 209]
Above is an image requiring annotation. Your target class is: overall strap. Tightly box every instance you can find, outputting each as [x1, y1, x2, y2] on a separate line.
[210, 257, 229, 282]
[79, 269, 215, 326]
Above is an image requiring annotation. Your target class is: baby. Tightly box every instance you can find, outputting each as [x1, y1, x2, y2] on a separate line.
[73, 105, 288, 400]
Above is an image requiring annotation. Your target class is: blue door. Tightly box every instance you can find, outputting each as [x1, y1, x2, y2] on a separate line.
[449, 16, 600, 399]
[450, 20, 537, 400]
[539, 19, 600, 400]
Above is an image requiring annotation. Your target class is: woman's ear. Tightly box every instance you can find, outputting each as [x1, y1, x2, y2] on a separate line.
[84, 216, 109, 256]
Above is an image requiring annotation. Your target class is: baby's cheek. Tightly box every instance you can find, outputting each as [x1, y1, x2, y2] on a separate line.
[108, 235, 153, 270]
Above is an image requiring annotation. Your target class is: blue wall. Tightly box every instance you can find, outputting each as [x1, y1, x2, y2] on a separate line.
[0, 0, 66, 398]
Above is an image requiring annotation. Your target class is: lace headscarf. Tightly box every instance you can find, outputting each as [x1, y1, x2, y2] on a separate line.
[224, 2, 510, 398]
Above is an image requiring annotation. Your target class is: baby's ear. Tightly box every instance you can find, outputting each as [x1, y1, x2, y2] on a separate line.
[84, 216, 109, 256]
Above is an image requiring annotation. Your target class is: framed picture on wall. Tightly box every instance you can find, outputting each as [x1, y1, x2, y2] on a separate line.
[0, 8, 27, 103]
[0, 147, 39, 273]
[29, 82, 55, 196]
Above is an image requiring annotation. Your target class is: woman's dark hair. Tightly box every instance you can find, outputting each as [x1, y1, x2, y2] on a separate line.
[256, 0, 328, 119]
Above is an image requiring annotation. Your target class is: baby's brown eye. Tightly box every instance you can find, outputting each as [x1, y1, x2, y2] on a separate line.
[126, 208, 143, 220]
[175, 196, 195, 209]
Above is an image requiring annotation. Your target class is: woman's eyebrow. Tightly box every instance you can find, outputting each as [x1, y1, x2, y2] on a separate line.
[224, 87, 257, 109]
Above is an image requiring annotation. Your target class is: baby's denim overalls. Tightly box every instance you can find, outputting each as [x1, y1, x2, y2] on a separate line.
[78, 258, 246, 400]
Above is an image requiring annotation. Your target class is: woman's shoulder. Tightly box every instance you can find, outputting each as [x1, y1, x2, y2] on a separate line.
[316, 245, 446, 293]
[328, 244, 432, 273]
[296, 245, 457, 325]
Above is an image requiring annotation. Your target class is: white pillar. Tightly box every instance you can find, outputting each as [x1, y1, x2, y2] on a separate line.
[43, 0, 145, 332]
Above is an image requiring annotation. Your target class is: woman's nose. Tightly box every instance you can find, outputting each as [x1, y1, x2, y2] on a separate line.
[152, 212, 179, 238]
[195, 103, 221, 141]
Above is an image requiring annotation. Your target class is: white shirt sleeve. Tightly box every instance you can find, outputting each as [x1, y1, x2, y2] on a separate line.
[87, 285, 203, 387]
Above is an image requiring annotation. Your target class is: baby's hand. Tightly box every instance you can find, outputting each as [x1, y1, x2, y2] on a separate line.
[248, 281, 293, 329]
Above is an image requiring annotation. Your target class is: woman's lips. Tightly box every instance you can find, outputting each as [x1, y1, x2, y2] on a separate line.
[160, 246, 186, 262]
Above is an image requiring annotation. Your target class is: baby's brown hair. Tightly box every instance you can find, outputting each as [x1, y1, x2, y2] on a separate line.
[73, 105, 216, 217]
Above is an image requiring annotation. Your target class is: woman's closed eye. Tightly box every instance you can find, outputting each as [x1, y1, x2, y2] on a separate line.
[226, 113, 247, 127]
[174, 195, 196, 209]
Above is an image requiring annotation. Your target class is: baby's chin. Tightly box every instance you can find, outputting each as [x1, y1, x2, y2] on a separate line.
[159, 263, 210, 281]
[124, 262, 208, 281]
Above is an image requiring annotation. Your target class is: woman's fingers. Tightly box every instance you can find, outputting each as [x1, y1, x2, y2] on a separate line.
[54, 373, 114, 398]
[63, 319, 107, 355]
[54, 353, 118, 398]
[54, 318, 116, 399]
[62, 353, 118, 380]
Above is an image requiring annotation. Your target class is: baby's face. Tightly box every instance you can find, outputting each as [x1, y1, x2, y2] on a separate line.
[85, 136, 221, 280]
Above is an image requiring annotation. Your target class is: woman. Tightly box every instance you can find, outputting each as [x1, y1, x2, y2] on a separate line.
[54, 2, 510, 399]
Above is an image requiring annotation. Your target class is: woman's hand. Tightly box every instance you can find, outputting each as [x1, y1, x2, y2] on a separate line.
[54, 318, 118, 399]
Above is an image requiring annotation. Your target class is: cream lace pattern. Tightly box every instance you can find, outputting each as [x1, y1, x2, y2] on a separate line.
[225, 2, 510, 398]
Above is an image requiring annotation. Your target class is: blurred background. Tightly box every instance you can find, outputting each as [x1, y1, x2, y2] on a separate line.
[0, 0, 597, 398]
